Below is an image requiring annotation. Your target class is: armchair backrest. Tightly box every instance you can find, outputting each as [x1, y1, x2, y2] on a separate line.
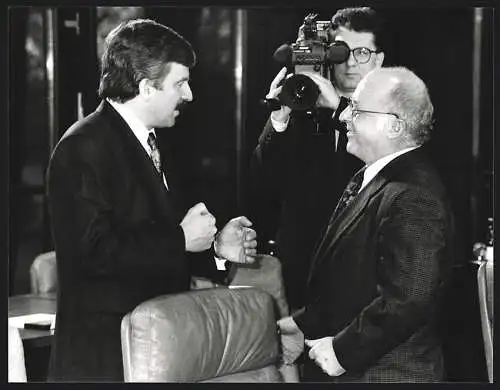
[30, 251, 57, 294]
[229, 254, 289, 318]
[121, 287, 282, 382]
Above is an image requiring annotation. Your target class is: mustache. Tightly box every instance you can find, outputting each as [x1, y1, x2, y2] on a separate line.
[176, 100, 189, 111]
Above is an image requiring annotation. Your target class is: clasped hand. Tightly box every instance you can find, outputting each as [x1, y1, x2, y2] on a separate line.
[305, 337, 345, 377]
[181, 202, 217, 252]
[214, 216, 257, 264]
[276, 316, 345, 377]
[181, 203, 257, 264]
[276, 316, 304, 365]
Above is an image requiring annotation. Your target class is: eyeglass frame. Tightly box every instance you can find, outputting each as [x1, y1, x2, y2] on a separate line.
[340, 46, 382, 64]
[345, 98, 401, 120]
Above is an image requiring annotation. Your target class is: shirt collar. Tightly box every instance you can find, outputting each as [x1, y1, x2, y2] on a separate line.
[107, 98, 155, 152]
[360, 145, 420, 191]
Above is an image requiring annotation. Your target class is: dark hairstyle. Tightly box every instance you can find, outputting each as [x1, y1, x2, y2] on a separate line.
[98, 18, 196, 103]
[331, 7, 385, 51]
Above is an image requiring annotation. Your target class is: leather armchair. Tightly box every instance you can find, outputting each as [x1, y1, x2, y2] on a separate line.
[228, 254, 289, 318]
[121, 287, 284, 382]
[191, 254, 289, 318]
[29, 251, 57, 295]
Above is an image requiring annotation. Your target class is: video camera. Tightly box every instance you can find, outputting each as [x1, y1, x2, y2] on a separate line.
[262, 13, 350, 111]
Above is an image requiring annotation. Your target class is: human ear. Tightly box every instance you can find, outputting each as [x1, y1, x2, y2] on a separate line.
[138, 79, 154, 99]
[375, 51, 385, 67]
[388, 119, 404, 139]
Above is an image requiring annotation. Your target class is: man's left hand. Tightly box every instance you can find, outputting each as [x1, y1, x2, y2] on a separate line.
[277, 316, 304, 365]
[215, 216, 257, 264]
[305, 337, 346, 377]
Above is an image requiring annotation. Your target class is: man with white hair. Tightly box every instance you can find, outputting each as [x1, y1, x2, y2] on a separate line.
[277, 67, 455, 382]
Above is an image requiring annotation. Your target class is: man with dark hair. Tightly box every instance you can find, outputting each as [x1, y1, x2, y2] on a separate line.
[278, 67, 454, 382]
[46, 18, 257, 381]
[250, 7, 385, 312]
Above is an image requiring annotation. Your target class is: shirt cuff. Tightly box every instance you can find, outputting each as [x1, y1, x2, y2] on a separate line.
[213, 240, 227, 270]
[329, 343, 347, 376]
[270, 112, 290, 132]
[214, 256, 227, 271]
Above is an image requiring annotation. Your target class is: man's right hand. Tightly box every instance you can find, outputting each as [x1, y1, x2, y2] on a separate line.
[299, 71, 341, 110]
[277, 316, 304, 365]
[180, 202, 217, 252]
[267, 67, 292, 124]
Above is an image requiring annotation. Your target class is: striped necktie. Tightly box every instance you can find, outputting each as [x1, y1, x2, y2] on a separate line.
[147, 131, 162, 174]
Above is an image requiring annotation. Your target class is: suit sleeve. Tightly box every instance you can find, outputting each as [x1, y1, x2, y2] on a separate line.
[47, 135, 187, 278]
[246, 116, 293, 246]
[332, 188, 451, 372]
[250, 116, 292, 195]
[188, 249, 232, 285]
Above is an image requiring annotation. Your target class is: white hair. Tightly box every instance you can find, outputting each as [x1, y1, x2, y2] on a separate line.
[370, 67, 434, 145]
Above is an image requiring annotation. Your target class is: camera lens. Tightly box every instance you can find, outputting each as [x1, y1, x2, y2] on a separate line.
[280, 74, 320, 111]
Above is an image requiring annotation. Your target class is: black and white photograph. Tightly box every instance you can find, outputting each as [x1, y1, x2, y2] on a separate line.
[6, 3, 494, 383]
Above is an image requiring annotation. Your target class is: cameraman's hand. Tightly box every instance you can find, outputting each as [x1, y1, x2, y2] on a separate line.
[267, 67, 292, 123]
[180, 202, 217, 252]
[296, 23, 305, 42]
[300, 71, 341, 111]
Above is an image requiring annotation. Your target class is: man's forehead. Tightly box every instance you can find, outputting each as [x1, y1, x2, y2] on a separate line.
[329, 26, 376, 48]
[166, 62, 190, 80]
[354, 73, 390, 103]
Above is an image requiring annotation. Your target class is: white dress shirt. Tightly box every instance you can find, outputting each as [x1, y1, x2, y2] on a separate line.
[360, 145, 420, 192]
[107, 99, 169, 190]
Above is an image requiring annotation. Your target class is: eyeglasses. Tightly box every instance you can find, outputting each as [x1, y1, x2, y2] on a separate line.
[345, 47, 381, 64]
[346, 99, 400, 120]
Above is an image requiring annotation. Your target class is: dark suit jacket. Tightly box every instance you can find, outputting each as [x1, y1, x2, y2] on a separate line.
[46, 101, 226, 381]
[249, 105, 362, 310]
[294, 147, 454, 382]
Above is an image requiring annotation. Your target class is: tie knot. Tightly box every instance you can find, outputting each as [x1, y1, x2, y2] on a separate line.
[147, 132, 157, 149]
[346, 167, 366, 193]
[330, 166, 366, 222]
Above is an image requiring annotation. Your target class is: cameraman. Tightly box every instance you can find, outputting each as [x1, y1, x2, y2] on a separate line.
[249, 7, 386, 313]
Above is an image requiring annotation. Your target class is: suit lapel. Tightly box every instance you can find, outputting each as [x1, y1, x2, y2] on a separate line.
[307, 148, 427, 284]
[101, 101, 181, 221]
[307, 170, 388, 284]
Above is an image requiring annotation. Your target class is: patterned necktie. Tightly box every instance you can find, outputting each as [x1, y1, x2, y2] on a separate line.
[332, 166, 366, 220]
[147, 132, 162, 174]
